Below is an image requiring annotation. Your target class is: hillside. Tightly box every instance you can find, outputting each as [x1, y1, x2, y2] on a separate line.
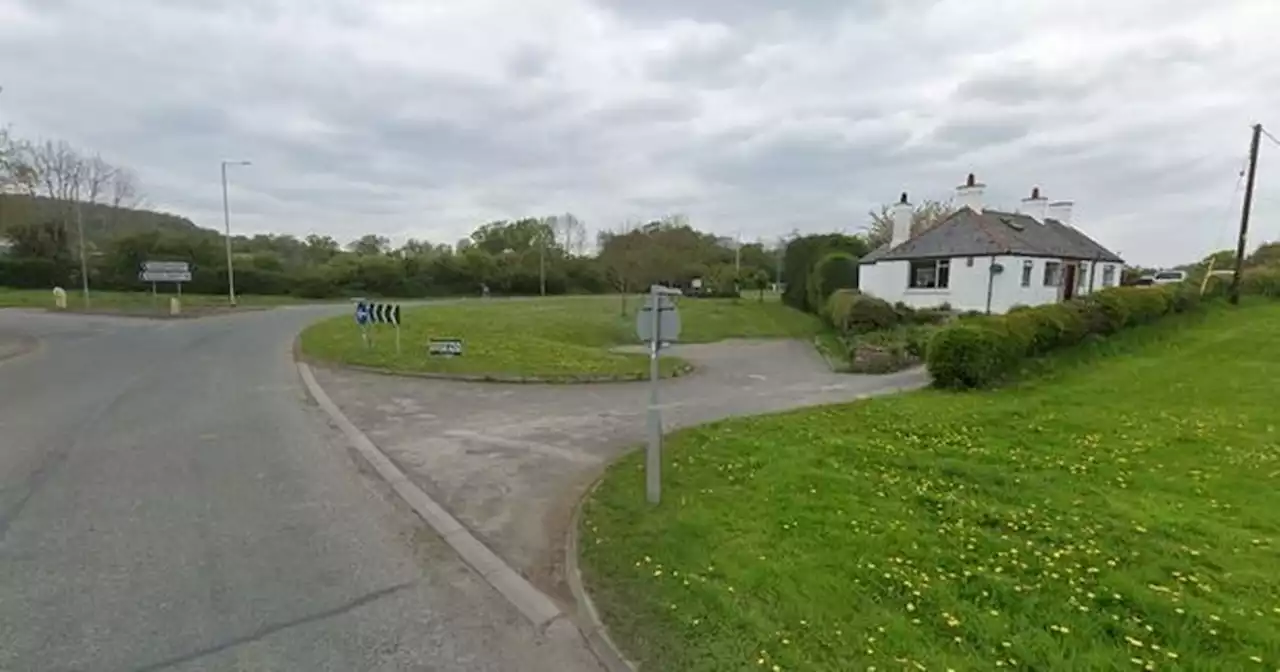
[0, 194, 217, 248]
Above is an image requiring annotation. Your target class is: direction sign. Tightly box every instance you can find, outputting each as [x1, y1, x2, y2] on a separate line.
[139, 270, 192, 283]
[141, 261, 190, 274]
[355, 303, 371, 326]
[635, 293, 681, 345]
[428, 338, 464, 357]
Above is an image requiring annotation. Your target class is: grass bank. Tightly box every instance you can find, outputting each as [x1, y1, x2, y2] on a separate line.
[0, 287, 308, 312]
[298, 294, 822, 380]
[581, 301, 1280, 671]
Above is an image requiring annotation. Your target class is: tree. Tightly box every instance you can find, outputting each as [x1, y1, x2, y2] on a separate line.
[598, 224, 649, 315]
[1247, 242, 1280, 268]
[550, 213, 588, 256]
[348, 234, 390, 255]
[863, 198, 955, 249]
[750, 269, 771, 302]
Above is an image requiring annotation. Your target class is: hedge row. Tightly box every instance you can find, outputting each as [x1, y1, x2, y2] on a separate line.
[926, 284, 1200, 389]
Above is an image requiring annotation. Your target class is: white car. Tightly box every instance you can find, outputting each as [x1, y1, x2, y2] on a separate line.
[1151, 270, 1187, 285]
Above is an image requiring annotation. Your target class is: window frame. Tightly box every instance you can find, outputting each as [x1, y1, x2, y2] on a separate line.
[1102, 265, 1117, 287]
[1021, 260, 1034, 287]
[907, 258, 951, 290]
[1043, 261, 1062, 287]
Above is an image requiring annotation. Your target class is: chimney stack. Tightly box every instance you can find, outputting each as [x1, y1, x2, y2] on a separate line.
[1018, 186, 1049, 222]
[955, 173, 985, 213]
[1047, 200, 1074, 226]
[890, 192, 913, 248]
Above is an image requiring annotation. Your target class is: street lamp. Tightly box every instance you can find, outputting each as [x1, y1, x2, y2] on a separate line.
[220, 160, 251, 306]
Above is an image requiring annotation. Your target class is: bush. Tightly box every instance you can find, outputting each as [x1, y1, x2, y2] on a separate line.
[926, 322, 1019, 389]
[927, 285, 1188, 389]
[782, 234, 868, 312]
[845, 295, 899, 334]
[824, 288, 860, 329]
[806, 252, 859, 314]
[1241, 267, 1280, 297]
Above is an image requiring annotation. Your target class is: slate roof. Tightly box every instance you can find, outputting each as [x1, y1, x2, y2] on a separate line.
[860, 207, 1124, 264]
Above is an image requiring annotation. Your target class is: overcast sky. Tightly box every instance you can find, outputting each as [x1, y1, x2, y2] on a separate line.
[2, 0, 1278, 266]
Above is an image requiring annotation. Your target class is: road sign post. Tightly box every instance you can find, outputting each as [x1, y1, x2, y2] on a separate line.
[635, 285, 682, 505]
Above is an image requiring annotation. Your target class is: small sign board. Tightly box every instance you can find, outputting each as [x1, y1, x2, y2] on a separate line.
[140, 261, 191, 284]
[139, 270, 192, 283]
[635, 292, 681, 345]
[428, 338, 464, 357]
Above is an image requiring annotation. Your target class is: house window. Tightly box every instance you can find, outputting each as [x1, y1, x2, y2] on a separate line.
[1102, 265, 1116, 287]
[966, 257, 975, 267]
[908, 259, 950, 289]
[1043, 261, 1062, 287]
[1021, 260, 1033, 287]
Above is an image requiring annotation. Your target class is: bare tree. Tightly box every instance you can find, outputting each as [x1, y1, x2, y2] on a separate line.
[110, 166, 142, 209]
[863, 198, 955, 249]
[553, 212, 588, 256]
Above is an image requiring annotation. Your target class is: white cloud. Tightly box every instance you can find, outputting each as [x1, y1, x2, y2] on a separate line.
[2, 0, 1278, 265]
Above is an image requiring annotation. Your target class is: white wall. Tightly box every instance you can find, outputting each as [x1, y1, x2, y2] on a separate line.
[860, 255, 1127, 314]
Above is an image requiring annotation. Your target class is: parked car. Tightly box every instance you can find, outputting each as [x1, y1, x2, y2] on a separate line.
[1151, 270, 1188, 285]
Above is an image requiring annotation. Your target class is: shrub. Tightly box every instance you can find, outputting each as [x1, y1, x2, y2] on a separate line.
[846, 295, 899, 334]
[806, 252, 859, 314]
[782, 234, 868, 312]
[926, 322, 1018, 389]
[927, 285, 1190, 389]
[824, 288, 861, 330]
[1241, 267, 1280, 297]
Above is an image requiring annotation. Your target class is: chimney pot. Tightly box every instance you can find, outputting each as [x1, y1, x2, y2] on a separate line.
[1020, 185, 1049, 221]
[956, 173, 985, 213]
[890, 192, 914, 248]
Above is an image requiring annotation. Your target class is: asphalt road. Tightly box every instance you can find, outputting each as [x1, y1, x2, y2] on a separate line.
[0, 307, 600, 672]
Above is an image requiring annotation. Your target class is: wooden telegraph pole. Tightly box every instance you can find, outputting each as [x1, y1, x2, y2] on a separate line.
[1230, 123, 1262, 305]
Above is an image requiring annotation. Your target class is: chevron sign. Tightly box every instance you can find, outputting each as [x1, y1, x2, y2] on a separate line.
[360, 302, 401, 325]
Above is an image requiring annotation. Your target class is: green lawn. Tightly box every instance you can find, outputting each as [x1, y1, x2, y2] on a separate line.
[298, 295, 823, 380]
[581, 302, 1280, 671]
[0, 287, 307, 312]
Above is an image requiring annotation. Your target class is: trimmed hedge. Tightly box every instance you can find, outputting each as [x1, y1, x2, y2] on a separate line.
[806, 252, 859, 315]
[926, 285, 1197, 389]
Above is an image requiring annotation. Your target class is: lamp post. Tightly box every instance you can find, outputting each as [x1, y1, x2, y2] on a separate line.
[220, 160, 251, 306]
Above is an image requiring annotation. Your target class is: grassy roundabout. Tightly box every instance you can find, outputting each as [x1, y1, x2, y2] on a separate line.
[298, 294, 822, 381]
[579, 301, 1280, 671]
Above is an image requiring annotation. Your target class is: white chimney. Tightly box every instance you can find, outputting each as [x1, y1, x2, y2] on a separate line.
[1018, 186, 1049, 222]
[955, 173, 985, 213]
[890, 192, 913, 248]
[1047, 200, 1074, 226]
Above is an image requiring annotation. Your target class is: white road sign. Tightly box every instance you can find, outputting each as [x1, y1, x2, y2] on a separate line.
[141, 261, 191, 274]
[139, 270, 192, 283]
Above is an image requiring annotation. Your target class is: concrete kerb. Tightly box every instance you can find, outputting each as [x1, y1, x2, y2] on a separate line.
[564, 471, 639, 672]
[335, 361, 696, 385]
[295, 360, 567, 631]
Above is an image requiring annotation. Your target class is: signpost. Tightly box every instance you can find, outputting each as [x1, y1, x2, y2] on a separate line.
[139, 261, 191, 313]
[635, 284, 682, 505]
[355, 301, 403, 354]
[427, 338, 464, 357]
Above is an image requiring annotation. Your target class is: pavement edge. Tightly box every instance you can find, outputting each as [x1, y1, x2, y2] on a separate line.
[295, 359, 568, 632]
[564, 472, 640, 672]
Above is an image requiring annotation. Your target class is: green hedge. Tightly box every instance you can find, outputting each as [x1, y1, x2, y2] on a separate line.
[926, 285, 1199, 389]
[806, 252, 859, 313]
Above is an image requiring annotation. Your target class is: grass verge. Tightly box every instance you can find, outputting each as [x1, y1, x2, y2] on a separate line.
[298, 295, 822, 380]
[580, 301, 1280, 671]
[0, 287, 308, 313]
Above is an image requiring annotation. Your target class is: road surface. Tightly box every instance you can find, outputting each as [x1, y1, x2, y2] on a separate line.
[0, 307, 600, 672]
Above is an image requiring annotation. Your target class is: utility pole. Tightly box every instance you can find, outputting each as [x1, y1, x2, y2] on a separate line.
[220, 160, 251, 306]
[1230, 123, 1262, 305]
[539, 232, 547, 297]
[75, 201, 90, 306]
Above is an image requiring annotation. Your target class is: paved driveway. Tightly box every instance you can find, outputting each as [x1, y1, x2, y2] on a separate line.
[312, 340, 929, 602]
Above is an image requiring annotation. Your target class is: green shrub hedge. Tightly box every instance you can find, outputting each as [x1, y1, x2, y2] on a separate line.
[926, 285, 1195, 389]
[806, 252, 859, 315]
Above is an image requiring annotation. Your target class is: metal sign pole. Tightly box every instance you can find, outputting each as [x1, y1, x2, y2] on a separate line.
[646, 285, 662, 505]
[395, 324, 401, 355]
